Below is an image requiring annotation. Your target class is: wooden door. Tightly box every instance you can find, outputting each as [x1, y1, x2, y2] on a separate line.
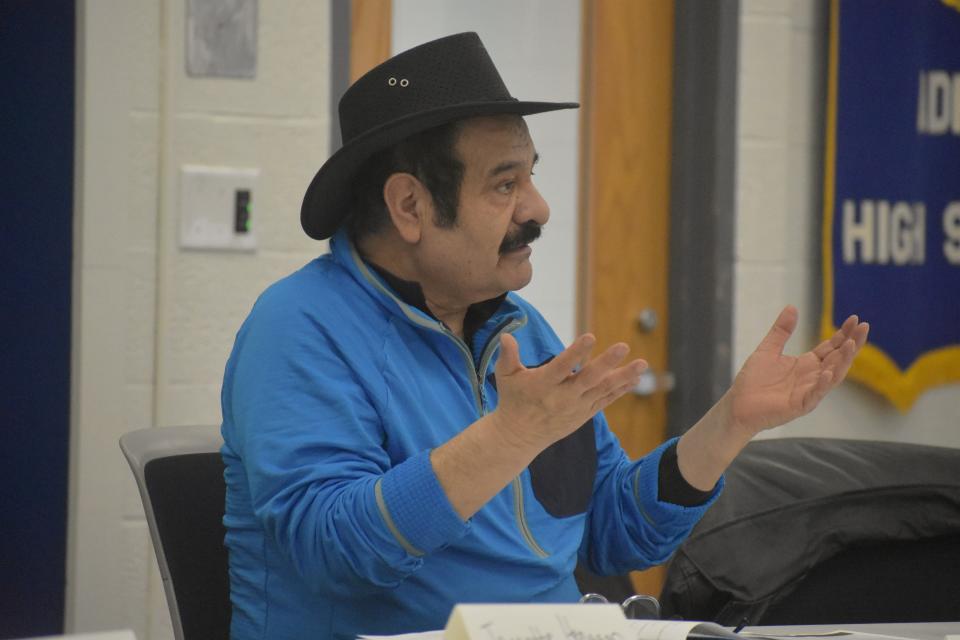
[579, 0, 676, 598]
[350, 0, 392, 81]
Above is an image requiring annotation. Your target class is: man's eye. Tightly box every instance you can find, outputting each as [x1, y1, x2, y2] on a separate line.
[497, 181, 516, 194]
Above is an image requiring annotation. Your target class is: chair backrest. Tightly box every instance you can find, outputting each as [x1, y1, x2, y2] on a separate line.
[120, 426, 230, 640]
[659, 437, 960, 625]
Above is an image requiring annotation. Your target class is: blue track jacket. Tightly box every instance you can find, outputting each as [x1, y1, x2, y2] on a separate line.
[220, 229, 721, 639]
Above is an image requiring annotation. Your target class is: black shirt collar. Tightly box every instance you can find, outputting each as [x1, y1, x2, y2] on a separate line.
[366, 261, 506, 349]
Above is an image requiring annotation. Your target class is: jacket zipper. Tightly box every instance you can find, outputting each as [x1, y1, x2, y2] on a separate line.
[444, 317, 548, 558]
[512, 477, 548, 557]
[474, 317, 522, 409]
[439, 326, 485, 410]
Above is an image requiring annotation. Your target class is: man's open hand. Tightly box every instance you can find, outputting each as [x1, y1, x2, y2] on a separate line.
[728, 305, 869, 436]
[491, 333, 647, 449]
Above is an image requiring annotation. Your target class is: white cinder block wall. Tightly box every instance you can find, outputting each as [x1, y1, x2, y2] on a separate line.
[154, 1, 330, 429]
[71, 1, 331, 637]
[733, 0, 960, 446]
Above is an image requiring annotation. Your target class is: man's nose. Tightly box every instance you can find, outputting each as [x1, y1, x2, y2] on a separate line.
[517, 181, 550, 226]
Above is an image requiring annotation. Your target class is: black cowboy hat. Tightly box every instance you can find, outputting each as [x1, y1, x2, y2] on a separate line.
[300, 32, 579, 240]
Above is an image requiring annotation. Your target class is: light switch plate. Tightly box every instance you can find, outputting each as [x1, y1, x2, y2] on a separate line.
[179, 165, 259, 251]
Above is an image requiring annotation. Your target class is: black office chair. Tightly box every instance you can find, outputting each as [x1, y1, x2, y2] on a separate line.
[660, 437, 960, 625]
[120, 426, 230, 640]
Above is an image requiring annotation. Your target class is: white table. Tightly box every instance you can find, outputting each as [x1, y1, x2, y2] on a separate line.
[744, 622, 960, 640]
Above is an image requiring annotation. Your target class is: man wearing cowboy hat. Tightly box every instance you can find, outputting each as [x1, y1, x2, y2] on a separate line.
[219, 33, 868, 639]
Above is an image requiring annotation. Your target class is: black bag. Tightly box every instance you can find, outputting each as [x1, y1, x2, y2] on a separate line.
[660, 438, 960, 625]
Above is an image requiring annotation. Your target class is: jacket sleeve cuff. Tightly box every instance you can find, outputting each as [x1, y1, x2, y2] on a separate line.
[378, 449, 470, 556]
[633, 437, 724, 529]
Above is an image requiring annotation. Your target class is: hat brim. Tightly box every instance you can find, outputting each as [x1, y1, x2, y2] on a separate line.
[301, 99, 579, 240]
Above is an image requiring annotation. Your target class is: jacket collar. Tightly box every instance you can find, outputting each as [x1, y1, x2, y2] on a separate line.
[329, 228, 526, 351]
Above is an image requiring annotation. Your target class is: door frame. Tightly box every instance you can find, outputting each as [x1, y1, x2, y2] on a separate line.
[665, 0, 738, 438]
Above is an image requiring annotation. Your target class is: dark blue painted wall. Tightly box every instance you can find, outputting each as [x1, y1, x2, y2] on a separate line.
[0, 1, 74, 636]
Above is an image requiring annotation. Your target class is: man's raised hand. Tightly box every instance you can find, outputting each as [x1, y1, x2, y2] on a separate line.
[491, 333, 647, 449]
[727, 305, 869, 437]
[675, 305, 869, 492]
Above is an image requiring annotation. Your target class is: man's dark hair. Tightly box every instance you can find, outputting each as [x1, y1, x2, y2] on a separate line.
[345, 121, 464, 241]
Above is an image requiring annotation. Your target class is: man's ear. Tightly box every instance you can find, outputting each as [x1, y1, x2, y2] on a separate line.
[383, 172, 429, 244]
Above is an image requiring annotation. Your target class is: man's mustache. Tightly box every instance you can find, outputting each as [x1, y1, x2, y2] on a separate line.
[499, 222, 542, 254]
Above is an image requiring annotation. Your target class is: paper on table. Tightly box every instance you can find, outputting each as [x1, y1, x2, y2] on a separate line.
[629, 620, 740, 640]
[359, 619, 742, 640]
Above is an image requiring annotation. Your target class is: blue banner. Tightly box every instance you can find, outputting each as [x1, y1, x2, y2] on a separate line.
[823, 0, 960, 410]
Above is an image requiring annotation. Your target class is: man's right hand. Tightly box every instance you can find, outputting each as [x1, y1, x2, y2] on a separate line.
[490, 333, 647, 450]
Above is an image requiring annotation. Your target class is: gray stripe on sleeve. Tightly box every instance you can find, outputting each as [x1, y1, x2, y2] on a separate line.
[374, 478, 425, 557]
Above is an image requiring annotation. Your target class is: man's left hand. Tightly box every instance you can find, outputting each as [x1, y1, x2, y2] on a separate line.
[727, 305, 869, 437]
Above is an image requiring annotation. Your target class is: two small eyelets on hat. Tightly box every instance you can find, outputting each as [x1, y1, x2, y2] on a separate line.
[388, 77, 409, 87]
